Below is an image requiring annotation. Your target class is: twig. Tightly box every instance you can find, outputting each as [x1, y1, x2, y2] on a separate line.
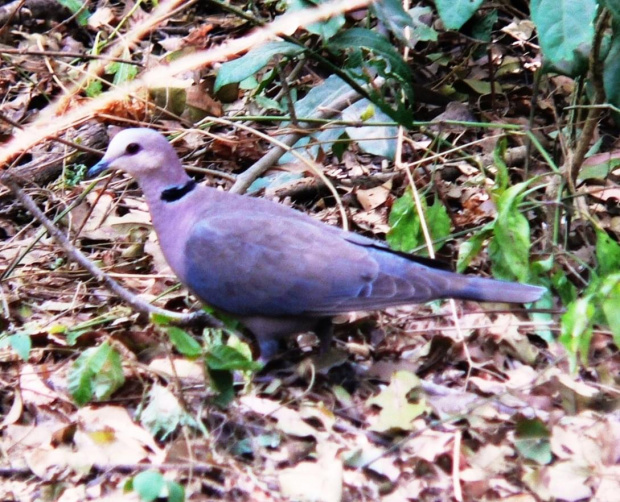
[0, 173, 222, 329]
[567, 9, 610, 203]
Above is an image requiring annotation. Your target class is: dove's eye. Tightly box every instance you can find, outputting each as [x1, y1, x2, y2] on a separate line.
[126, 143, 141, 155]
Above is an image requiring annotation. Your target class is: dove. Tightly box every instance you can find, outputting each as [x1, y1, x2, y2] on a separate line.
[87, 128, 545, 359]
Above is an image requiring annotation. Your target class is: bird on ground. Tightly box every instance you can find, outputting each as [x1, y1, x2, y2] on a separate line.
[87, 128, 545, 360]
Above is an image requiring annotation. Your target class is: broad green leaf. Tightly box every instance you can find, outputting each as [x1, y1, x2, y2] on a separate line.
[530, 0, 596, 76]
[56, 0, 90, 25]
[387, 191, 451, 254]
[206, 344, 261, 372]
[492, 183, 532, 282]
[214, 42, 304, 91]
[106, 49, 138, 86]
[387, 190, 421, 252]
[140, 385, 196, 440]
[599, 273, 620, 346]
[489, 230, 516, 281]
[435, 0, 484, 30]
[294, 74, 351, 118]
[165, 481, 185, 502]
[578, 160, 620, 182]
[280, 75, 365, 163]
[254, 95, 286, 113]
[287, 0, 345, 40]
[85, 80, 102, 97]
[426, 198, 452, 246]
[408, 7, 438, 43]
[560, 297, 595, 372]
[456, 226, 493, 273]
[604, 20, 620, 120]
[602, 0, 620, 22]
[9, 332, 31, 361]
[372, 0, 416, 47]
[329, 28, 415, 100]
[151, 312, 173, 326]
[343, 99, 398, 158]
[595, 229, 620, 277]
[167, 326, 202, 358]
[208, 369, 234, 407]
[471, 9, 498, 42]
[515, 417, 552, 464]
[68, 341, 125, 406]
[247, 172, 304, 194]
[492, 136, 510, 196]
[551, 269, 579, 305]
[133, 471, 165, 502]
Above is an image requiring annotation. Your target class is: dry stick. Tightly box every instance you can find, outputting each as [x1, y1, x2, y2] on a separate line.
[0, 48, 141, 64]
[567, 9, 610, 217]
[1, 173, 222, 329]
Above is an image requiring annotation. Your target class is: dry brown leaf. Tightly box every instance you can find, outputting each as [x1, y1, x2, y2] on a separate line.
[355, 184, 390, 211]
[279, 443, 343, 502]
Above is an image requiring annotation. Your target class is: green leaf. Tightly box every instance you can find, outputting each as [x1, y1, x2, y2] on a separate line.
[372, 0, 416, 47]
[231, 432, 281, 456]
[435, 0, 484, 30]
[329, 28, 414, 101]
[492, 136, 510, 195]
[281, 75, 360, 162]
[106, 48, 138, 86]
[140, 385, 196, 440]
[408, 7, 439, 43]
[214, 42, 304, 92]
[530, 0, 596, 76]
[456, 226, 493, 273]
[343, 99, 398, 159]
[133, 471, 165, 502]
[208, 369, 234, 407]
[599, 273, 620, 346]
[577, 157, 620, 182]
[165, 480, 185, 502]
[151, 312, 173, 326]
[287, 0, 345, 40]
[68, 342, 125, 406]
[489, 232, 515, 281]
[560, 297, 595, 372]
[387, 190, 421, 252]
[514, 417, 552, 465]
[9, 332, 32, 361]
[56, 0, 90, 25]
[427, 198, 451, 244]
[471, 8, 498, 42]
[167, 327, 202, 358]
[595, 229, 620, 277]
[254, 95, 286, 113]
[602, 0, 620, 23]
[85, 80, 102, 98]
[551, 269, 579, 305]
[206, 344, 261, 372]
[492, 183, 532, 282]
[387, 191, 451, 254]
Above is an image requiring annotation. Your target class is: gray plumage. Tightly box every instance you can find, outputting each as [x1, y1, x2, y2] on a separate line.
[88, 128, 545, 359]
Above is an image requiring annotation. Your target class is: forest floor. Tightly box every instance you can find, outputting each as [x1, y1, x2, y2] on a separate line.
[0, 1, 618, 501]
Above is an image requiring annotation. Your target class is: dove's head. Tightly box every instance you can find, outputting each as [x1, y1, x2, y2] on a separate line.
[87, 128, 185, 183]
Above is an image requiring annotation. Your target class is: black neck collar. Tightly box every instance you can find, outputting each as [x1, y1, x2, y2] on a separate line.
[160, 179, 197, 202]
